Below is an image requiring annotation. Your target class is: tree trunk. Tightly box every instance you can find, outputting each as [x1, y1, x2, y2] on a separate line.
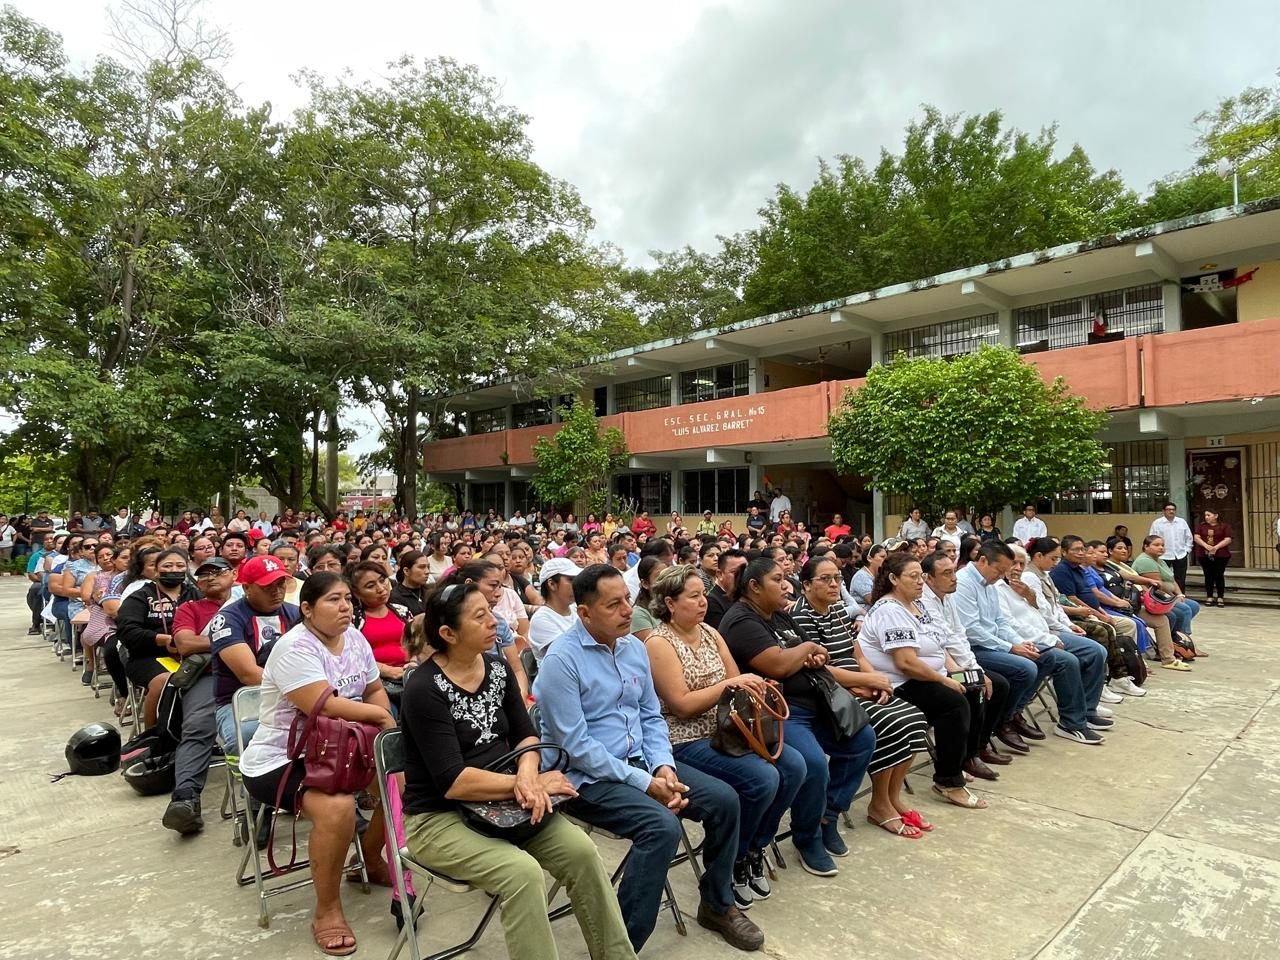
[401, 389, 419, 519]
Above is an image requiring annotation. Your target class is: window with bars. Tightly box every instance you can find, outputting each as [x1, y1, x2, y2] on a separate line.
[469, 482, 504, 516]
[682, 468, 750, 515]
[679, 362, 749, 404]
[615, 375, 672, 413]
[511, 399, 553, 429]
[469, 407, 507, 434]
[1039, 440, 1169, 514]
[510, 481, 553, 516]
[884, 313, 999, 360]
[615, 472, 672, 515]
[1016, 283, 1164, 353]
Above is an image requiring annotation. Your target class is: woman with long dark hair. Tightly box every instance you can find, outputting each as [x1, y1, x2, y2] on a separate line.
[719, 557, 876, 877]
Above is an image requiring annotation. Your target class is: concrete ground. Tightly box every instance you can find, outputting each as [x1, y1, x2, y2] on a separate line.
[1, 576, 1278, 960]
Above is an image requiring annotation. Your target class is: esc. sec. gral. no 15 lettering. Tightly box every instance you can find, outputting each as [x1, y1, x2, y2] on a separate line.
[664, 405, 766, 438]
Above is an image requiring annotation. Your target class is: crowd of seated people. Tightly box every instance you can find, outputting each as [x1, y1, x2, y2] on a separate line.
[23, 495, 1218, 957]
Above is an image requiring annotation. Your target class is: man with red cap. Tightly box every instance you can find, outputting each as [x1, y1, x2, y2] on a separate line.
[209, 555, 300, 762]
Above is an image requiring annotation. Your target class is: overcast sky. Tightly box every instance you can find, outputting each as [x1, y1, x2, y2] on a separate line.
[18, 0, 1280, 263]
[11, 0, 1279, 461]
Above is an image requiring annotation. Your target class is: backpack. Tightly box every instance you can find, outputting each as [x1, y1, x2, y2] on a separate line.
[155, 679, 184, 743]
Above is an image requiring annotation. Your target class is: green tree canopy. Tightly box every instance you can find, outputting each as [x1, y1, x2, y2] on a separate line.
[828, 345, 1107, 517]
[531, 402, 629, 518]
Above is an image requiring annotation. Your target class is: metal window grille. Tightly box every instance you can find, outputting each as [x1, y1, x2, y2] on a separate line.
[1246, 442, 1280, 570]
[1043, 441, 1169, 514]
[615, 375, 672, 413]
[679, 362, 749, 404]
[510, 481, 553, 516]
[469, 407, 507, 434]
[1016, 283, 1164, 353]
[614, 472, 672, 515]
[883, 313, 999, 359]
[469, 482, 504, 515]
[511, 400, 553, 429]
[682, 468, 749, 515]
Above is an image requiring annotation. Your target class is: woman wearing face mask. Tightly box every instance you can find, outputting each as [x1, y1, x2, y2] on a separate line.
[115, 547, 200, 726]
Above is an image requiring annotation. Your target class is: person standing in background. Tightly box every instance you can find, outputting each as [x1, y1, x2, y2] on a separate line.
[1193, 509, 1232, 607]
[1148, 501, 1193, 593]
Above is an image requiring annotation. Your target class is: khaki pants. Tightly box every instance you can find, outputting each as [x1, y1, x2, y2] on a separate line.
[1138, 609, 1175, 663]
[404, 808, 636, 960]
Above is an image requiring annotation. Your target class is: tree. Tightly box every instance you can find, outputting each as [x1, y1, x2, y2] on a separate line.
[739, 108, 1139, 318]
[0, 5, 240, 508]
[0, 455, 71, 514]
[531, 402, 629, 518]
[828, 345, 1107, 517]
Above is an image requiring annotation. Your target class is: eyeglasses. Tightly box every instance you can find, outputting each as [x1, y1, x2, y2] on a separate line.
[811, 575, 842, 584]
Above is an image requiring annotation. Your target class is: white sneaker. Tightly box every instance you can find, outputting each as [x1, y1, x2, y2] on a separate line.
[1108, 677, 1147, 697]
[1098, 687, 1123, 704]
[1092, 704, 1114, 718]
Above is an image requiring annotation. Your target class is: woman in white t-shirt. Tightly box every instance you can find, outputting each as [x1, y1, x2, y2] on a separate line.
[239, 571, 396, 957]
[858, 552, 995, 811]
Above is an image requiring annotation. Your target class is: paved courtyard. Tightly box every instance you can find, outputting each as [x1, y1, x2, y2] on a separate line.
[1, 577, 1278, 960]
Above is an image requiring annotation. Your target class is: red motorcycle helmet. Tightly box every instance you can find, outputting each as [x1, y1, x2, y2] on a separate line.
[1143, 588, 1177, 616]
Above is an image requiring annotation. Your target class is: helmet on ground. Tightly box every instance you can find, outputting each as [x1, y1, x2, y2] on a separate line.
[1143, 588, 1177, 616]
[65, 723, 121, 777]
[121, 752, 176, 797]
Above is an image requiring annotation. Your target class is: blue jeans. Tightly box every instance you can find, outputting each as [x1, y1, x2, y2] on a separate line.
[1170, 598, 1199, 636]
[215, 703, 259, 754]
[569, 762, 738, 951]
[1055, 630, 1106, 713]
[672, 737, 806, 857]
[974, 648, 1038, 719]
[783, 707, 875, 846]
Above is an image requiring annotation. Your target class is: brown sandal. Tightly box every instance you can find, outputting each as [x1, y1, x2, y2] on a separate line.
[312, 921, 357, 957]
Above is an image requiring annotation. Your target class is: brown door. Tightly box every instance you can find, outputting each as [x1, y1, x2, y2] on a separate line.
[1187, 450, 1245, 567]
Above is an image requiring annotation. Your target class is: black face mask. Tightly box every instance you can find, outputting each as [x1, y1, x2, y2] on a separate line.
[157, 571, 187, 588]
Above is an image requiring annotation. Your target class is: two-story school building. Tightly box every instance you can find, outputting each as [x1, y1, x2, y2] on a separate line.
[423, 199, 1280, 569]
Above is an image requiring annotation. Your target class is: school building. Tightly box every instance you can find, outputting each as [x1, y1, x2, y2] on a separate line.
[423, 199, 1280, 569]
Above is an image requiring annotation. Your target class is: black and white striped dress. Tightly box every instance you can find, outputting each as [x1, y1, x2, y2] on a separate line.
[792, 595, 928, 775]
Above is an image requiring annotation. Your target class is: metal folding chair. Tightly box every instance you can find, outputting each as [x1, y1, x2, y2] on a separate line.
[233, 685, 370, 928]
[375, 728, 500, 960]
[89, 643, 114, 699]
[1024, 678, 1058, 731]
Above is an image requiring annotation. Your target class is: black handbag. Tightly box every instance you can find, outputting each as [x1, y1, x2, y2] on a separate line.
[806, 668, 870, 740]
[459, 742, 572, 845]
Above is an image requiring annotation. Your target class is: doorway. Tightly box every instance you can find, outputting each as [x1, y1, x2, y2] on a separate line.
[1187, 450, 1244, 568]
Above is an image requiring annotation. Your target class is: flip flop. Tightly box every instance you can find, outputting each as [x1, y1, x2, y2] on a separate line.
[900, 809, 935, 832]
[867, 814, 922, 839]
[931, 784, 988, 809]
[312, 922, 357, 957]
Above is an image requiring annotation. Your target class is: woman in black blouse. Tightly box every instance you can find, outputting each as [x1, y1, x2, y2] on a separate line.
[719, 557, 877, 879]
[400, 583, 636, 959]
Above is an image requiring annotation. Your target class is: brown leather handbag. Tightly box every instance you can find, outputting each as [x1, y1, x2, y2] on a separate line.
[712, 681, 789, 762]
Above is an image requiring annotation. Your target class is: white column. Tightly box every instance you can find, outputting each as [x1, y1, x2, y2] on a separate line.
[1168, 438, 1187, 512]
[1161, 282, 1183, 333]
[997, 308, 1015, 348]
[503, 478, 515, 518]
[870, 332, 885, 367]
[872, 489, 885, 541]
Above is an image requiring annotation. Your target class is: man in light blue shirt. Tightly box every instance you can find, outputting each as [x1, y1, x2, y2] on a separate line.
[534, 564, 763, 953]
[953, 540, 1044, 754]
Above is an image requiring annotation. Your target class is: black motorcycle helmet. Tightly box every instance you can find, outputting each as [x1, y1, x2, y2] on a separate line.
[122, 752, 176, 797]
[65, 722, 122, 776]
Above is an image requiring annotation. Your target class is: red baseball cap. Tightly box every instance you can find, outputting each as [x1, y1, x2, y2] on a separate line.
[238, 554, 291, 586]
[246, 528, 266, 542]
